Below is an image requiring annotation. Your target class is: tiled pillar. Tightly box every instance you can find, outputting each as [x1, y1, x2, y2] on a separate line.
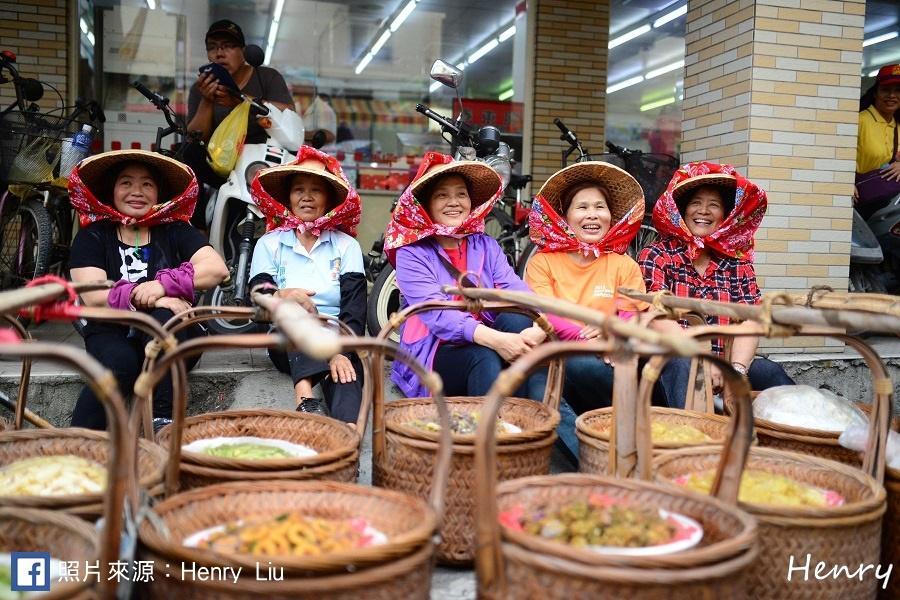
[526, 0, 610, 188]
[0, 0, 69, 108]
[681, 0, 864, 353]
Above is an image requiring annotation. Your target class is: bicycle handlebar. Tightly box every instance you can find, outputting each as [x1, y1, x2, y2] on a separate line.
[554, 118, 580, 148]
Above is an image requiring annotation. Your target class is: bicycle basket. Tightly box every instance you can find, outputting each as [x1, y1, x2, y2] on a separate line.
[0, 111, 71, 184]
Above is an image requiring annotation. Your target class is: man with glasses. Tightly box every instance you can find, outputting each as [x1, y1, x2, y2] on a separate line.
[185, 19, 295, 217]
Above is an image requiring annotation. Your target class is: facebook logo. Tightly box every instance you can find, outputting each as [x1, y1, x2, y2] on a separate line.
[11, 552, 51, 592]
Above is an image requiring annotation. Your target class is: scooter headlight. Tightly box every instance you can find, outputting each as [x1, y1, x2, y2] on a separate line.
[245, 161, 269, 186]
[483, 143, 512, 191]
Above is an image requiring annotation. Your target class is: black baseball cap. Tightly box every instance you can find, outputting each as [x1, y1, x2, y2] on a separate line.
[205, 19, 245, 47]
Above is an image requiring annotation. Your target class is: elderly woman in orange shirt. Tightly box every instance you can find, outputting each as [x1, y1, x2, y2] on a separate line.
[525, 161, 647, 415]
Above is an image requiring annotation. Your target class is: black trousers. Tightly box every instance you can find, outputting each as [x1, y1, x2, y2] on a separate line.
[268, 349, 364, 424]
[70, 308, 202, 430]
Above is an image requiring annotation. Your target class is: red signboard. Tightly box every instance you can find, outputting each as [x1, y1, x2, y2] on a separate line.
[459, 100, 524, 134]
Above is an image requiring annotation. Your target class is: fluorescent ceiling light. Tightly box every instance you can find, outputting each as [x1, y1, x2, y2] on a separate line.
[646, 60, 685, 80]
[371, 30, 391, 55]
[868, 69, 880, 77]
[390, 0, 417, 32]
[264, 0, 286, 64]
[87, 31, 95, 46]
[80, 18, 89, 34]
[355, 52, 374, 75]
[498, 88, 514, 101]
[863, 31, 899, 47]
[640, 96, 676, 111]
[653, 4, 686, 28]
[146, 0, 156, 9]
[468, 38, 499, 64]
[499, 25, 516, 42]
[456, 62, 467, 70]
[607, 75, 644, 94]
[609, 24, 650, 49]
[429, 81, 442, 93]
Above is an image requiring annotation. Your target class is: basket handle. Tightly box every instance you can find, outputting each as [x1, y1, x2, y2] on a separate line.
[685, 323, 893, 485]
[0, 341, 130, 600]
[0, 314, 39, 430]
[474, 341, 754, 597]
[370, 299, 563, 465]
[348, 339, 452, 518]
[636, 352, 754, 501]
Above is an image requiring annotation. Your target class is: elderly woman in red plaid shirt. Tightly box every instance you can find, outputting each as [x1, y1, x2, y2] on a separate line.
[638, 162, 794, 409]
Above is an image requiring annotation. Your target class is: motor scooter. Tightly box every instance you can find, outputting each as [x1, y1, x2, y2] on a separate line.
[850, 191, 900, 293]
[201, 46, 304, 334]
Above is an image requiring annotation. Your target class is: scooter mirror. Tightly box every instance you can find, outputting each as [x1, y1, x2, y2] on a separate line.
[430, 59, 462, 89]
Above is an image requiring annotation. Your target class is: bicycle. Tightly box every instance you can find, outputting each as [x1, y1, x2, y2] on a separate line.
[0, 50, 104, 291]
[516, 119, 679, 272]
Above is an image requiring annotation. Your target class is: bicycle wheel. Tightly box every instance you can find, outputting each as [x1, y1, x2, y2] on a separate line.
[626, 223, 658, 260]
[515, 241, 538, 278]
[0, 196, 52, 289]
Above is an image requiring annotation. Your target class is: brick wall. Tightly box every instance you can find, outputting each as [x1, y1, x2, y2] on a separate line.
[682, 0, 864, 353]
[0, 0, 68, 109]
[528, 0, 609, 188]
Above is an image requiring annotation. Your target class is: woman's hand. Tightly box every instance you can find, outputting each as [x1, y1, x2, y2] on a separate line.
[578, 325, 602, 340]
[520, 324, 547, 347]
[131, 281, 166, 308]
[881, 161, 900, 182]
[154, 296, 192, 314]
[275, 288, 318, 313]
[490, 331, 532, 362]
[329, 354, 357, 384]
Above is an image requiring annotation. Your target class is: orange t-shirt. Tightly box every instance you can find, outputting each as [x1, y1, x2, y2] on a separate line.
[524, 251, 647, 317]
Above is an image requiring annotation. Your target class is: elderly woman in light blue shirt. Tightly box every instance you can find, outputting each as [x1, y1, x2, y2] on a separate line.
[248, 146, 366, 422]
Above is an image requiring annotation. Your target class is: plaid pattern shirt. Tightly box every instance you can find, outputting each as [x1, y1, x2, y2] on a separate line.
[638, 238, 761, 354]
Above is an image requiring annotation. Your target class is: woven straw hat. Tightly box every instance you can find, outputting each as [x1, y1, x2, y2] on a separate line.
[77, 149, 194, 203]
[538, 161, 643, 223]
[410, 160, 501, 208]
[256, 158, 349, 207]
[672, 173, 737, 205]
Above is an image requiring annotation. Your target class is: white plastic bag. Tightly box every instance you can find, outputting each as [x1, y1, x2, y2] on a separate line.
[839, 423, 900, 469]
[752, 385, 867, 432]
[261, 102, 304, 152]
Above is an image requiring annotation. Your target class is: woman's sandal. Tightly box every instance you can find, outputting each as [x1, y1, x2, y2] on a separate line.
[296, 397, 329, 416]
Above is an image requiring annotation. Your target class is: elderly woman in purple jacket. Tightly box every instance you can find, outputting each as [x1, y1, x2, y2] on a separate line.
[383, 152, 550, 399]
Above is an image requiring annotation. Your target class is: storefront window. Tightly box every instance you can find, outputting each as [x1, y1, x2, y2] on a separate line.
[81, 0, 522, 189]
[605, 1, 686, 159]
[862, 1, 900, 89]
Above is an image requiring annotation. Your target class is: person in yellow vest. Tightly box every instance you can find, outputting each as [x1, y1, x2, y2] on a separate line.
[855, 63, 900, 219]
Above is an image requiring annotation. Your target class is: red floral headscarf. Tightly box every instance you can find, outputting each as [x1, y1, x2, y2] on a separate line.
[528, 162, 644, 256]
[653, 161, 767, 261]
[68, 150, 198, 228]
[383, 152, 502, 264]
[250, 145, 361, 236]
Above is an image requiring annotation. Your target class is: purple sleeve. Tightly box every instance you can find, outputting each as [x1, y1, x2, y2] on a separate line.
[107, 280, 136, 310]
[394, 245, 481, 343]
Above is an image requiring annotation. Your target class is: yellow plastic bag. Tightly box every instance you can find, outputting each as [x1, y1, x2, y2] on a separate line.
[207, 100, 251, 177]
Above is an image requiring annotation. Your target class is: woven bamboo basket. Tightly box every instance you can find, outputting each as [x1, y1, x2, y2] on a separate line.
[577, 407, 733, 475]
[0, 507, 99, 600]
[649, 342, 892, 600]
[135, 333, 453, 599]
[475, 340, 760, 600]
[0, 334, 138, 599]
[371, 300, 563, 564]
[155, 410, 362, 491]
[0, 428, 166, 518]
[137, 314, 370, 497]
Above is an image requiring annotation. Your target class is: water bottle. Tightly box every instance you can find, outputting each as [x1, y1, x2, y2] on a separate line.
[60, 124, 93, 177]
